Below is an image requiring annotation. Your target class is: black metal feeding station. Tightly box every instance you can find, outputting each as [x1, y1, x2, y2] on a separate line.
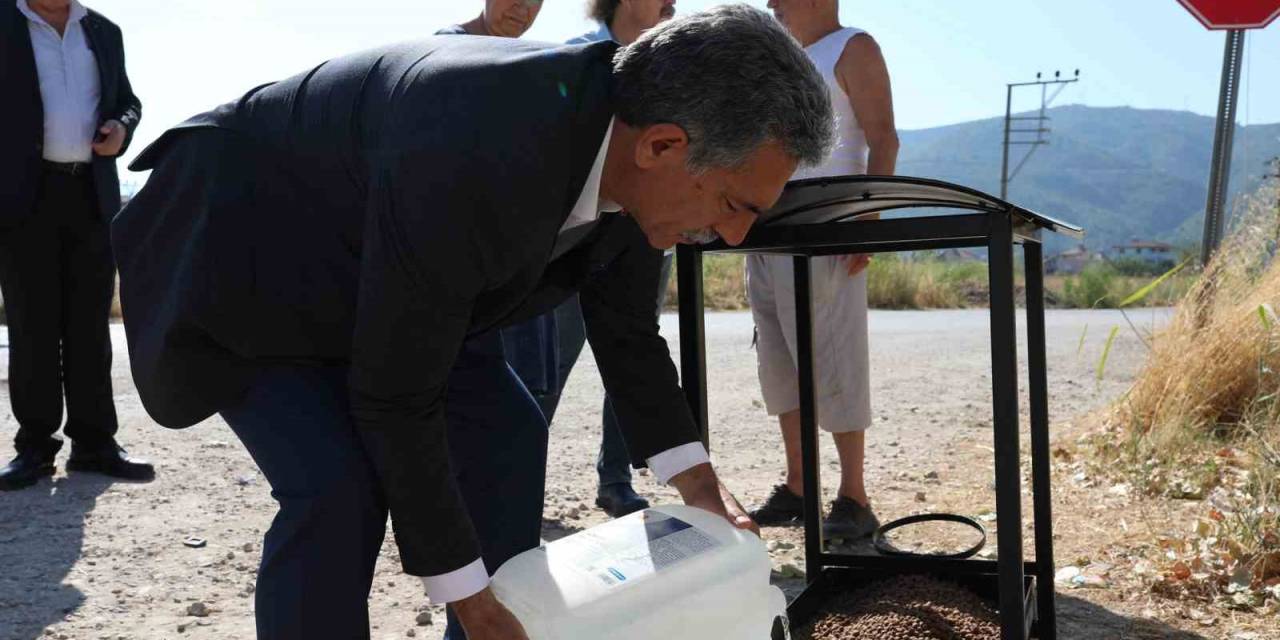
[675, 175, 1083, 640]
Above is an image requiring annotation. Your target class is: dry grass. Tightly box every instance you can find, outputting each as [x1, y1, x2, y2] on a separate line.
[1091, 180, 1280, 611]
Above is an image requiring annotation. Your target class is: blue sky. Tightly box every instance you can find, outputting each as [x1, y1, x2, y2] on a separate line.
[81, 0, 1280, 187]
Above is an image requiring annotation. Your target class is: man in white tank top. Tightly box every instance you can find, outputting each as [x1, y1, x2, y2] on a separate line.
[749, 0, 899, 541]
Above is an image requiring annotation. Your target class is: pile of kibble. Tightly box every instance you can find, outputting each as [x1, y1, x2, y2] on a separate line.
[796, 575, 1002, 640]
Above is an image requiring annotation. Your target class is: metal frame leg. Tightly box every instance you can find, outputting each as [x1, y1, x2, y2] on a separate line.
[793, 256, 824, 580]
[676, 246, 709, 446]
[1024, 242, 1057, 639]
[987, 216, 1026, 640]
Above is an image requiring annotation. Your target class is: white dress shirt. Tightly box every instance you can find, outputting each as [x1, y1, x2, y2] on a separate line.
[18, 0, 100, 163]
[422, 118, 710, 604]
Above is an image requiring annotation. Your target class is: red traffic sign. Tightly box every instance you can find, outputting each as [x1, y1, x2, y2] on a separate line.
[1177, 0, 1280, 29]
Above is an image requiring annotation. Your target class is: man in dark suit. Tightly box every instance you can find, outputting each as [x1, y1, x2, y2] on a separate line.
[0, 0, 152, 490]
[111, 6, 833, 639]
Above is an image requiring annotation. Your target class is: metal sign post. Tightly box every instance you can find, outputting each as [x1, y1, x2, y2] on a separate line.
[1174, 0, 1280, 264]
[1200, 29, 1246, 266]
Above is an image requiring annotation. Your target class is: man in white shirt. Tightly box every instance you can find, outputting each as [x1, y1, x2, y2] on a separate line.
[0, 0, 149, 490]
[748, 0, 899, 541]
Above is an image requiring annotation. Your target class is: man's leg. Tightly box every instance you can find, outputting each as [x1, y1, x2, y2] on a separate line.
[58, 173, 120, 452]
[443, 331, 549, 640]
[811, 261, 876, 538]
[499, 313, 560, 419]
[545, 296, 587, 423]
[220, 365, 387, 640]
[595, 254, 670, 515]
[0, 173, 67, 470]
[777, 410, 805, 498]
[831, 429, 868, 506]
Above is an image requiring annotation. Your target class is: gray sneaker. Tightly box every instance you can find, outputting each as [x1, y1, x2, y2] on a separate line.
[822, 497, 880, 540]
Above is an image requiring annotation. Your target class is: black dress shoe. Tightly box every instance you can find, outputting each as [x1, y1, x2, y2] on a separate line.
[749, 484, 805, 526]
[595, 483, 650, 518]
[66, 446, 155, 481]
[0, 452, 56, 491]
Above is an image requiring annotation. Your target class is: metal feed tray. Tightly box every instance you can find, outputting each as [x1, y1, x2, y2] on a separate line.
[675, 175, 1082, 640]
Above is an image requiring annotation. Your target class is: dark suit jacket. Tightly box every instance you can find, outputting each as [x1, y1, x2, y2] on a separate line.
[0, 4, 141, 227]
[112, 36, 701, 578]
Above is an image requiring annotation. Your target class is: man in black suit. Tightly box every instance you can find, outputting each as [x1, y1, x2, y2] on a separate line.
[111, 5, 833, 639]
[0, 0, 152, 490]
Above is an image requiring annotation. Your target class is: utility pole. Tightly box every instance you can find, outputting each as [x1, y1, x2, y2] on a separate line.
[1000, 70, 1080, 200]
[1200, 30, 1247, 267]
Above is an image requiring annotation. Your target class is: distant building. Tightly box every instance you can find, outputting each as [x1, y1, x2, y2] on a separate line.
[1110, 238, 1175, 264]
[1045, 244, 1097, 274]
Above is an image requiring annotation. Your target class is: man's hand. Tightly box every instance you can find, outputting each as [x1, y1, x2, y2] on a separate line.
[668, 462, 760, 536]
[838, 253, 871, 277]
[91, 119, 126, 157]
[451, 588, 531, 640]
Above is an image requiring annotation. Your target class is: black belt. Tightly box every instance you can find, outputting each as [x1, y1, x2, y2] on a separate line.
[42, 160, 92, 176]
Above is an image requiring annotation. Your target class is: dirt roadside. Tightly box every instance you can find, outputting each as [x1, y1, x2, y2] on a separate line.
[3, 309, 1260, 640]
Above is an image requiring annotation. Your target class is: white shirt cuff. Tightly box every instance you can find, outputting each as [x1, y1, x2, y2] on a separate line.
[646, 442, 710, 484]
[421, 558, 489, 604]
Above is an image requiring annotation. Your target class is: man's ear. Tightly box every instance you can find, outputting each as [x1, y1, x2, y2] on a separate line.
[633, 123, 689, 170]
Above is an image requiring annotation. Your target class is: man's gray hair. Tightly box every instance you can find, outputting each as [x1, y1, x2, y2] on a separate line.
[611, 4, 834, 172]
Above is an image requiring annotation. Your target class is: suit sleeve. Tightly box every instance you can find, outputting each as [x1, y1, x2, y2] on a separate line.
[107, 23, 141, 155]
[348, 154, 485, 579]
[579, 219, 702, 465]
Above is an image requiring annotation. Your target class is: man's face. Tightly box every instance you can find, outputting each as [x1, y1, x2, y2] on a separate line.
[624, 127, 797, 250]
[765, 0, 809, 33]
[623, 0, 677, 30]
[485, 0, 542, 38]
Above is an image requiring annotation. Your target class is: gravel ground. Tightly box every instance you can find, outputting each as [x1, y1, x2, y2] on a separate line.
[0, 308, 1192, 640]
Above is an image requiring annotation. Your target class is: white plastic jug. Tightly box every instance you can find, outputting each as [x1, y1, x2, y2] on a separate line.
[491, 505, 790, 640]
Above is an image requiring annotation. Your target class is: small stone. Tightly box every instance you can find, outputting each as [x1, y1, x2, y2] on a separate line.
[186, 602, 211, 617]
[914, 491, 927, 502]
[182, 537, 207, 549]
[415, 611, 433, 626]
[923, 470, 939, 480]
[176, 624, 186, 634]
[406, 630, 416, 638]
[775, 562, 805, 579]
[242, 543, 253, 553]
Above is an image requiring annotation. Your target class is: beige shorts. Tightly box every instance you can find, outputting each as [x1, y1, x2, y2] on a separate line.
[746, 254, 871, 433]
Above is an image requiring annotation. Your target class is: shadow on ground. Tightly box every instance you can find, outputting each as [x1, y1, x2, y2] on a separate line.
[0, 472, 112, 640]
[1057, 593, 1209, 640]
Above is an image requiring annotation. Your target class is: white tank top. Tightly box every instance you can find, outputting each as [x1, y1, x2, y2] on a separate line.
[794, 26, 869, 180]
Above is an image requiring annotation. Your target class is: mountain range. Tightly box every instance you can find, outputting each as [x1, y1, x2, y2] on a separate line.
[896, 105, 1280, 254]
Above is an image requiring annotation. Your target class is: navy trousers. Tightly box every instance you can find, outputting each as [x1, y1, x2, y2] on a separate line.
[500, 253, 673, 488]
[221, 331, 547, 640]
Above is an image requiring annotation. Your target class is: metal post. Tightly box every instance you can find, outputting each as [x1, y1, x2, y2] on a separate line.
[1024, 242, 1057, 640]
[676, 245, 709, 447]
[1001, 85, 1013, 200]
[987, 215, 1026, 640]
[1201, 29, 1246, 266]
[793, 256, 824, 581]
